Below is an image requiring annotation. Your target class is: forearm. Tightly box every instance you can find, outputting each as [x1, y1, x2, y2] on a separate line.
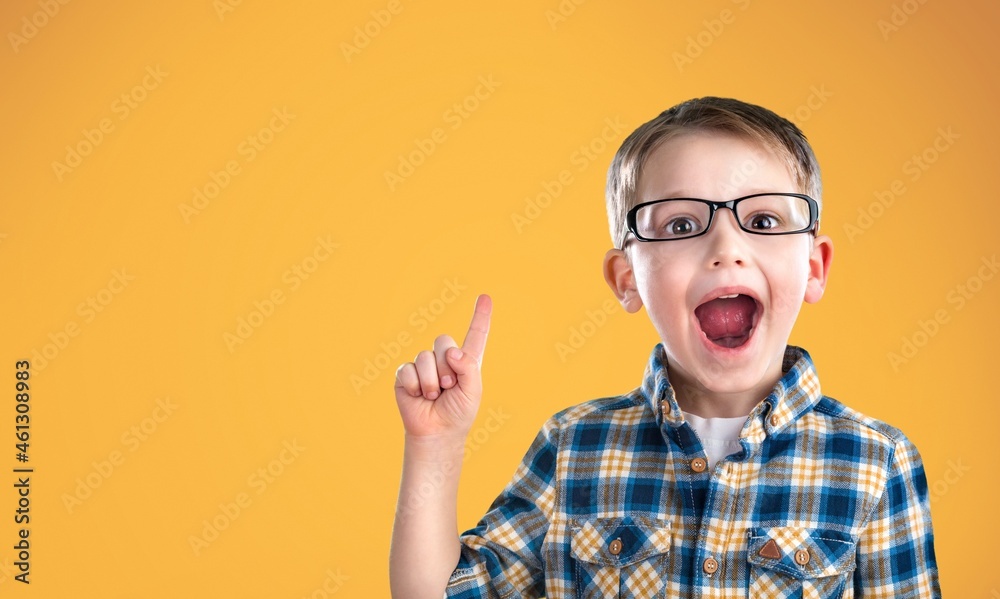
[390, 434, 466, 599]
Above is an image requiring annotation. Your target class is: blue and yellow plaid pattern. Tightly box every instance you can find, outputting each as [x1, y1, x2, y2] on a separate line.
[445, 344, 940, 598]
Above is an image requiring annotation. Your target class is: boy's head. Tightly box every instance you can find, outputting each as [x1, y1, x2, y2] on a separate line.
[602, 97, 833, 414]
[606, 96, 823, 251]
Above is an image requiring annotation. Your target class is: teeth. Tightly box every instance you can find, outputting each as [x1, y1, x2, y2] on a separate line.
[718, 294, 739, 299]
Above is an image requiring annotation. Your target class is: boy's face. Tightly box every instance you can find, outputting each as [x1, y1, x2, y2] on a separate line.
[604, 131, 833, 413]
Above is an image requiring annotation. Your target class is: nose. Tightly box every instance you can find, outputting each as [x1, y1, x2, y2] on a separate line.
[705, 208, 747, 267]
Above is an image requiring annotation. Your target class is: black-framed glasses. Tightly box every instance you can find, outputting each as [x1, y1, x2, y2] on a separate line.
[624, 193, 819, 244]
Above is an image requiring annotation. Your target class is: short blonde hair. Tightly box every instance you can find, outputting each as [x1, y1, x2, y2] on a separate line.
[606, 97, 822, 249]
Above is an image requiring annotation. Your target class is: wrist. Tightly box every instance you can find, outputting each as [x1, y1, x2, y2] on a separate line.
[403, 432, 467, 462]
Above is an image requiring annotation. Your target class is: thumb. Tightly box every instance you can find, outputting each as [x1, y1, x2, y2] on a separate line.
[445, 346, 482, 396]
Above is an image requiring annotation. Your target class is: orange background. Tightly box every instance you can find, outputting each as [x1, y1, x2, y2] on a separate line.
[1, 0, 996, 595]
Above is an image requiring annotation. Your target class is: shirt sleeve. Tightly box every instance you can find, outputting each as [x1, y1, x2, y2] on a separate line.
[444, 416, 560, 599]
[854, 434, 941, 598]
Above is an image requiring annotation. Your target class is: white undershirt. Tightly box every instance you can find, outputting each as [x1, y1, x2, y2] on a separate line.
[681, 410, 748, 471]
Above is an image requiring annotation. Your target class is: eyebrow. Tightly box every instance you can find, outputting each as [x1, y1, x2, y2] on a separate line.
[648, 189, 777, 200]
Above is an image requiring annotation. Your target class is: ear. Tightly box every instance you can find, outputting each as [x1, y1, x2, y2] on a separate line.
[604, 248, 643, 313]
[804, 234, 834, 303]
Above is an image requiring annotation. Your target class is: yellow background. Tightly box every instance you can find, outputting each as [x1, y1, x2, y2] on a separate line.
[1, 0, 995, 595]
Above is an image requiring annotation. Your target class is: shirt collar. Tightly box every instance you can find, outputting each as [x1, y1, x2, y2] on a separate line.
[640, 343, 823, 441]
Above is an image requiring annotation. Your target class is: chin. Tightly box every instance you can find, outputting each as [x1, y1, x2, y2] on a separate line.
[700, 367, 768, 394]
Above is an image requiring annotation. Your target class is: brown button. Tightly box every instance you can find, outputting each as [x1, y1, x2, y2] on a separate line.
[794, 549, 811, 565]
[608, 538, 623, 555]
[690, 458, 707, 473]
[758, 538, 781, 560]
[769, 415, 779, 427]
[702, 557, 719, 575]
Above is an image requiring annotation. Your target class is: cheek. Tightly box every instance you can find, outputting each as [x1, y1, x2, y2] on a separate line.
[634, 249, 674, 277]
[633, 265, 692, 329]
[632, 247, 692, 287]
[768, 266, 811, 318]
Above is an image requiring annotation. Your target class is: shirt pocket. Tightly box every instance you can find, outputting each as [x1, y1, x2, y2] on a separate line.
[746, 526, 857, 599]
[570, 515, 672, 599]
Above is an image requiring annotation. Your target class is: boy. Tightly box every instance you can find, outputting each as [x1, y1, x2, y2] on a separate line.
[390, 97, 940, 597]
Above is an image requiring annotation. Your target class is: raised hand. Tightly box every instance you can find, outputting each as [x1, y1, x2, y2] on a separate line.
[394, 294, 492, 439]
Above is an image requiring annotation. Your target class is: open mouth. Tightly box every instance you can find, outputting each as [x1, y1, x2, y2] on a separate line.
[694, 294, 759, 349]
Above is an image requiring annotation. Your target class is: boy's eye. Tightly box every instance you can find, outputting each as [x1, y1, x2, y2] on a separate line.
[635, 200, 709, 239]
[745, 212, 781, 231]
[659, 216, 704, 239]
[663, 216, 702, 237]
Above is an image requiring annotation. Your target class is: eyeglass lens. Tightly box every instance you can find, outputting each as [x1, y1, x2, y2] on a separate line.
[634, 195, 812, 240]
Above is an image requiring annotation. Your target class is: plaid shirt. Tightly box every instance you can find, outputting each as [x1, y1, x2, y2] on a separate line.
[445, 344, 940, 598]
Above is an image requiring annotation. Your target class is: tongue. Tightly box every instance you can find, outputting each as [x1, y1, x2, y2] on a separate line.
[695, 295, 756, 348]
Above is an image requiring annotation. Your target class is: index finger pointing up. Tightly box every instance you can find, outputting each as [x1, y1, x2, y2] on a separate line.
[461, 294, 493, 364]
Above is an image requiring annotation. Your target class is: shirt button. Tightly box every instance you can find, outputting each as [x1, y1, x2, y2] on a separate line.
[770, 415, 779, 427]
[690, 458, 707, 473]
[702, 557, 719, 575]
[609, 538, 623, 555]
[794, 549, 811, 565]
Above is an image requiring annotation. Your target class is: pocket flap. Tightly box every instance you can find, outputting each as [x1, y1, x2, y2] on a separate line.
[747, 526, 856, 579]
[570, 515, 671, 567]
